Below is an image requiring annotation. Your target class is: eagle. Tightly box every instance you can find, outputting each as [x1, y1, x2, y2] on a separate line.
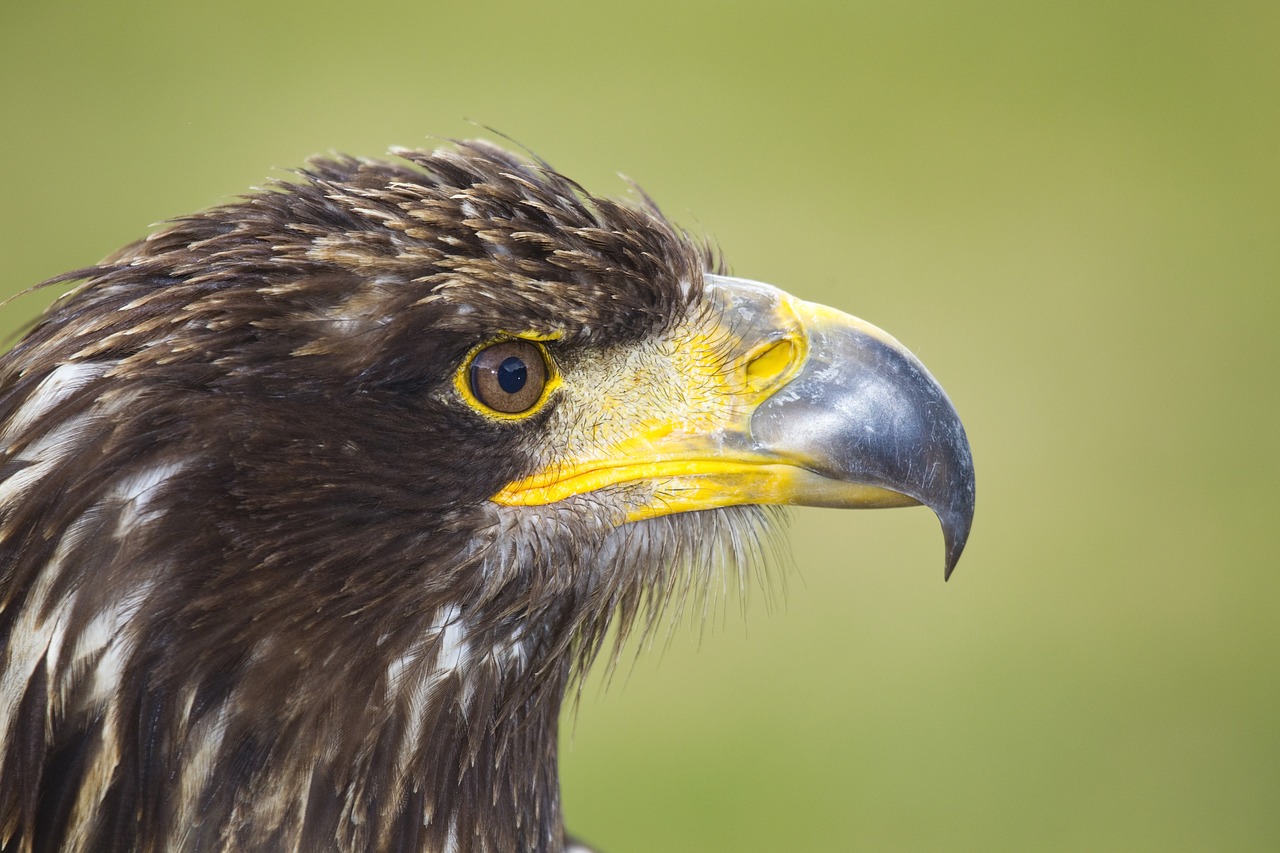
[0, 141, 974, 852]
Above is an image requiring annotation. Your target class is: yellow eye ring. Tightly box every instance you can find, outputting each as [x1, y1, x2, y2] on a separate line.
[456, 338, 559, 419]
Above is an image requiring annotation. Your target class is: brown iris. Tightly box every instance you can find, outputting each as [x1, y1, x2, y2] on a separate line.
[469, 340, 548, 414]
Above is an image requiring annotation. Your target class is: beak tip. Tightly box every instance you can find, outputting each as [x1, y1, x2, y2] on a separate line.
[938, 486, 974, 582]
[943, 547, 962, 582]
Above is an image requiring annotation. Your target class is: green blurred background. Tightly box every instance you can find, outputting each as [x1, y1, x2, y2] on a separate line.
[3, 1, 1277, 850]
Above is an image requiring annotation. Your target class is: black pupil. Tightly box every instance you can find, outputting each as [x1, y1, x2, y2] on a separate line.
[497, 356, 527, 394]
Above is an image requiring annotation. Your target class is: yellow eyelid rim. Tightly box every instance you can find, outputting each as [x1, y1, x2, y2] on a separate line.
[454, 333, 562, 420]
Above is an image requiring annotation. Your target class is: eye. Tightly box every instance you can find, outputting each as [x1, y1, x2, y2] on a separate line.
[468, 340, 549, 414]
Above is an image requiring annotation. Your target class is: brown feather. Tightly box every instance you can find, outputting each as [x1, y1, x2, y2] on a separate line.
[0, 141, 769, 853]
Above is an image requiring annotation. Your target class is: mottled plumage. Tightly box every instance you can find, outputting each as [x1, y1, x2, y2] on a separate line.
[0, 141, 974, 852]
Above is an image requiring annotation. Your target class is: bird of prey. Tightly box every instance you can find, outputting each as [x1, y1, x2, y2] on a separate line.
[0, 141, 973, 852]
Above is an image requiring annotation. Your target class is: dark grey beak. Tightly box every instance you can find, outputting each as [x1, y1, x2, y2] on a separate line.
[720, 278, 975, 579]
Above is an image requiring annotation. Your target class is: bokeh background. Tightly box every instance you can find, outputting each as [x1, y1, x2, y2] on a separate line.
[3, 1, 1277, 850]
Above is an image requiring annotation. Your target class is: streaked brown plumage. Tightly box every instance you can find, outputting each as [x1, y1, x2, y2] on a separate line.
[0, 141, 973, 852]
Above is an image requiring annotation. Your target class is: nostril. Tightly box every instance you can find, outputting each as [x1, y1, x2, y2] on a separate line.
[744, 337, 797, 391]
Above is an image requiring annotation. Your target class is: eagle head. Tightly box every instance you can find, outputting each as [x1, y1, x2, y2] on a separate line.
[0, 141, 973, 852]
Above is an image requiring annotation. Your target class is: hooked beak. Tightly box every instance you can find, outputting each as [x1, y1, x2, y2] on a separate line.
[742, 282, 975, 578]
